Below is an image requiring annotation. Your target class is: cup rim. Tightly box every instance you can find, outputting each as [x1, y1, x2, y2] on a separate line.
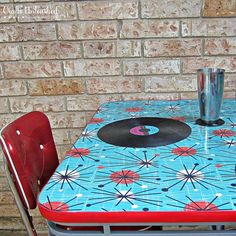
[197, 67, 225, 73]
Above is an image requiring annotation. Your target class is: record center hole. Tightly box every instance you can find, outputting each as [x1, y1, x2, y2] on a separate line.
[130, 125, 159, 136]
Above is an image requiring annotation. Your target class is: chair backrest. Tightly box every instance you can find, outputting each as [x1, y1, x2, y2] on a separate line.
[0, 111, 59, 210]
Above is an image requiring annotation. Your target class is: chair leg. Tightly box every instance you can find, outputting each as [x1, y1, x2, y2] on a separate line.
[4, 162, 37, 236]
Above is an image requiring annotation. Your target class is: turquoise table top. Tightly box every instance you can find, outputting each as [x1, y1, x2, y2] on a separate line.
[38, 99, 236, 223]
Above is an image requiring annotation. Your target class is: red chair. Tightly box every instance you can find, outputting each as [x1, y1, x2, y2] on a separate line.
[0, 111, 59, 235]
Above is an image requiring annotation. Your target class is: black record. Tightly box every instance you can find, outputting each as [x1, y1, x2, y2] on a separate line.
[97, 117, 191, 148]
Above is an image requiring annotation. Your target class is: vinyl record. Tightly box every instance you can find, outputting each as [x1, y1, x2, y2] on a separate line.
[97, 117, 191, 148]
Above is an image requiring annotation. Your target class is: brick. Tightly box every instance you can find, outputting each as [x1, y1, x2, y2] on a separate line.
[144, 39, 201, 57]
[0, 64, 3, 78]
[23, 42, 81, 60]
[64, 59, 120, 77]
[0, 205, 21, 217]
[0, 160, 3, 174]
[85, 111, 96, 123]
[120, 20, 179, 38]
[203, 0, 236, 17]
[52, 129, 70, 145]
[78, 1, 138, 20]
[28, 78, 85, 96]
[0, 192, 14, 204]
[69, 128, 84, 145]
[225, 74, 236, 91]
[32, 216, 48, 231]
[204, 38, 236, 55]
[124, 59, 180, 75]
[83, 40, 141, 58]
[0, 4, 16, 23]
[58, 21, 117, 40]
[180, 92, 198, 100]
[0, 44, 20, 61]
[145, 75, 197, 92]
[47, 112, 86, 128]
[0, 217, 25, 230]
[182, 57, 236, 73]
[117, 40, 141, 57]
[57, 144, 73, 161]
[0, 114, 17, 128]
[0, 177, 10, 191]
[95, 94, 135, 106]
[9, 96, 65, 113]
[224, 91, 236, 98]
[0, 98, 9, 113]
[67, 95, 101, 111]
[86, 77, 142, 94]
[4, 61, 62, 78]
[141, 0, 201, 18]
[0, 80, 27, 96]
[0, 23, 57, 42]
[68, 93, 179, 112]
[30, 208, 44, 218]
[182, 19, 236, 37]
[16, 2, 77, 22]
[0, 204, 41, 217]
[113, 93, 179, 101]
[83, 41, 116, 58]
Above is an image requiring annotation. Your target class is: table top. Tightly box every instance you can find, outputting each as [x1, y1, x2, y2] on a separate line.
[38, 99, 236, 224]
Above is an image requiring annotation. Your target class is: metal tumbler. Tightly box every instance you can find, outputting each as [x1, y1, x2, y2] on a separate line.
[196, 67, 225, 126]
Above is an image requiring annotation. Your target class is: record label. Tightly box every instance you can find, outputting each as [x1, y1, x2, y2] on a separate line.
[129, 125, 159, 136]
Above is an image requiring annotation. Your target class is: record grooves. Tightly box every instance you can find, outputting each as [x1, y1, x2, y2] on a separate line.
[97, 117, 192, 148]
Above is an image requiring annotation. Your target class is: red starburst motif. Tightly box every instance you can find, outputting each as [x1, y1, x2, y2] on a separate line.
[67, 148, 90, 158]
[172, 147, 197, 156]
[43, 201, 69, 211]
[215, 164, 222, 168]
[125, 107, 142, 112]
[172, 116, 186, 122]
[110, 170, 140, 184]
[184, 201, 219, 211]
[213, 129, 235, 137]
[89, 118, 104, 124]
[97, 165, 105, 169]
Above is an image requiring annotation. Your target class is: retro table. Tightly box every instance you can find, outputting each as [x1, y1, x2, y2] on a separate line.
[38, 99, 236, 234]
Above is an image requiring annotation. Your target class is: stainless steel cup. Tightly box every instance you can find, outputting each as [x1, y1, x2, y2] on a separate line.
[197, 67, 225, 125]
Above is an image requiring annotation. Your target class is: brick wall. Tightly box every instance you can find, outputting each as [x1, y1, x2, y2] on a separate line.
[0, 0, 235, 232]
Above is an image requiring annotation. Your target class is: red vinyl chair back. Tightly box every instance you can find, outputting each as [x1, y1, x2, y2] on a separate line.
[0, 111, 59, 210]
